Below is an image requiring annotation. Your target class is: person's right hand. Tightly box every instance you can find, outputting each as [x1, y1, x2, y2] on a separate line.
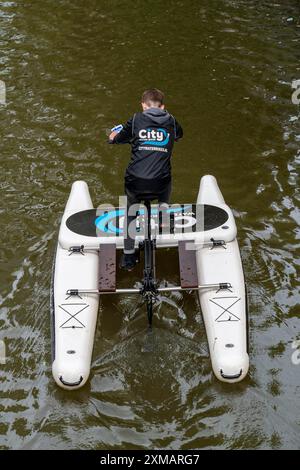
[109, 130, 118, 141]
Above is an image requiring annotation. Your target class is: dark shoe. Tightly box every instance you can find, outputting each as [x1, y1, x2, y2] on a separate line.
[119, 253, 138, 271]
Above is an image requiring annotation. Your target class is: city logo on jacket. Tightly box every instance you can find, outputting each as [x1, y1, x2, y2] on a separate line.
[138, 128, 170, 147]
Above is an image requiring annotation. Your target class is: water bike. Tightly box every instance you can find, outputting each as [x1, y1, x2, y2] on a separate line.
[51, 175, 249, 389]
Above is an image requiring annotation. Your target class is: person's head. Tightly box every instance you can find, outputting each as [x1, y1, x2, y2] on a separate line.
[141, 88, 165, 110]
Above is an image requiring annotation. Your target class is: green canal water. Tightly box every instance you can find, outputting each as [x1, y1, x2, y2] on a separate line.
[0, 0, 299, 449]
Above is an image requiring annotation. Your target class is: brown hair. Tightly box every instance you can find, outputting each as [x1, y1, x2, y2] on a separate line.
[141, 88, 164, 106]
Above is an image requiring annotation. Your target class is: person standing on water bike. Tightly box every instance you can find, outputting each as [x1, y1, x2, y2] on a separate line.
[109, 88, 183, 271]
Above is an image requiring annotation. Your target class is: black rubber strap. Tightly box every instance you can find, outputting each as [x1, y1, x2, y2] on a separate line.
[132, 113, 136, 138]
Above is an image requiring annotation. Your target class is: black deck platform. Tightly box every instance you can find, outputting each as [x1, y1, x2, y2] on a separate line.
[66, 204, 229, 237]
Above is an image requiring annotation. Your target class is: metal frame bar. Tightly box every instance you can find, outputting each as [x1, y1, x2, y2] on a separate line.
[67, 238, 226, 254]
[66, 283, 232, 296]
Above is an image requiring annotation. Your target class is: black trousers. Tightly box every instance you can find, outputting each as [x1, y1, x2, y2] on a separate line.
[123, 182, 171, 254]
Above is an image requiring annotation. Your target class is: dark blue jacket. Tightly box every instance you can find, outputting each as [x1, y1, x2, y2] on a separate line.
[111, 108, 183, 192]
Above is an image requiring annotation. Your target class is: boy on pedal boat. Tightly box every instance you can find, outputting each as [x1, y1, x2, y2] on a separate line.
[109, 88, 183, 270]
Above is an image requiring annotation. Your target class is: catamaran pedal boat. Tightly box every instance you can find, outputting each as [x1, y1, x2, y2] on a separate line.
[51, 175, 249, 389]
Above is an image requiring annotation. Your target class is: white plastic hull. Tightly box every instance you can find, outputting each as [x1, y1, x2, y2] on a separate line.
[51, 181, 99, 390]
[196, 175, 249, 382]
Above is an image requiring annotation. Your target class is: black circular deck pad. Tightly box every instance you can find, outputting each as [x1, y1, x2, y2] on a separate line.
[66, 204, 229, 237]
[204, 204, 229, 231]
